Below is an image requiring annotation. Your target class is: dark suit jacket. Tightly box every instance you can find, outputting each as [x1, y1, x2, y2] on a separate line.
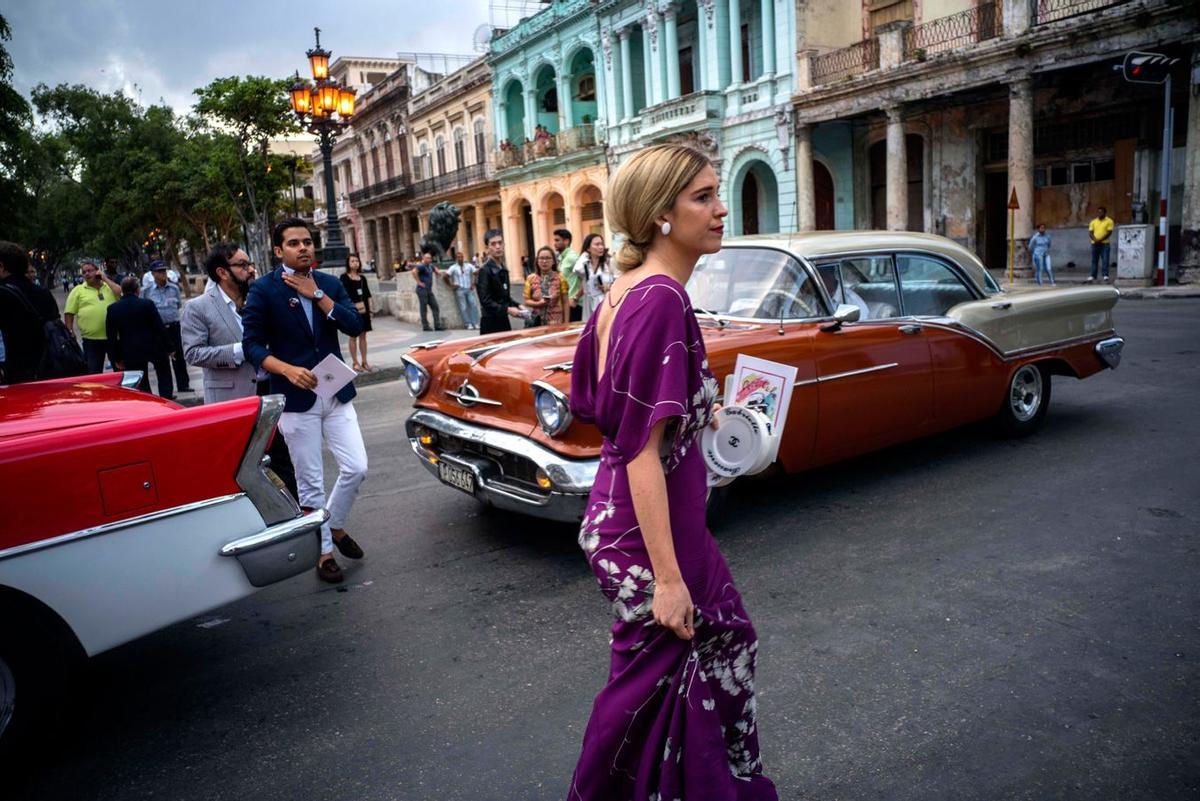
[476, 259, 518, 333]
[241, 267, 362, 413]
[105, 295, 168, 366]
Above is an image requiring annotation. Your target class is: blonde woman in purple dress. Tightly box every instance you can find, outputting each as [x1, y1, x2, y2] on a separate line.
[567, 144, 778, 801]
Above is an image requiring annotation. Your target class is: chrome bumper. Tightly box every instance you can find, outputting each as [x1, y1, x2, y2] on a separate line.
[219, 508, 327, 587]
[1095, 336, 1125, 369]
[406, 408, 598, 523]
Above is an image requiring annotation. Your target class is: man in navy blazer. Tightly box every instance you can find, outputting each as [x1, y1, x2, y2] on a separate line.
[242, 219, 368, 583]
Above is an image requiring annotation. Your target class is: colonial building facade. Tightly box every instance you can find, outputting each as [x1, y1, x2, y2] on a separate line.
[489, 0, 610, 275]
[598, 0, 798, 239]
[790, 0, 1197, 276]
[311, 56, 403, 268]
[406, 56, 503, 262]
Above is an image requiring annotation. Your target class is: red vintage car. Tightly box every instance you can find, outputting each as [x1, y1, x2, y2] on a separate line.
[0, 371, 325, 755]
[401, 232, 1124, 522]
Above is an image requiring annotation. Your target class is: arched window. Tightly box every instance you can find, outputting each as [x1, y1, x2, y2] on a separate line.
[415, 141, 431, 180]
[473, 117, 487, 165]
[435, 135, 446, 175]
[453, 127, 466, 170]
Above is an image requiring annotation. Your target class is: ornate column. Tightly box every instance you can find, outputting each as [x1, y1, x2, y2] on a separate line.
[664, 5, 681, 100]
[760, 0, 775, 78]
[365, 219, 378, 268]
[728, 0, 743, 85]
[796, 123, 815, 231]
[495, 100, 507, 145]
[619, 28, 634, 121]
[400, 212, 412, 262]
[558, 73, 573, 129]
[523, 87, 536, 139]
[885, 105, 908, 232]
[646, 10, 663, 106]
[1008, 76, 1034, 265]
[475, 204, 488, 255]
[642, 23, 655, 109]
[377, 215, 393, 269]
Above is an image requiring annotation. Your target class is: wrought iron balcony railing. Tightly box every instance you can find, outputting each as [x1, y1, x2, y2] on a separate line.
[905, 2, 1000, 60]
[1034, 0, 1129, 24]
[408, 162, 493, 199]
[348, 176, 408, 205]
[811, 38, 881, 85]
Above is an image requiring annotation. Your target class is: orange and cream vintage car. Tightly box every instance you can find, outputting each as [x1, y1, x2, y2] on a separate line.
[402, 232, 1124, 522]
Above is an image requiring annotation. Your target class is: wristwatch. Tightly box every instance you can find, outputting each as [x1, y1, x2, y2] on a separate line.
[312, 289, 325, 301]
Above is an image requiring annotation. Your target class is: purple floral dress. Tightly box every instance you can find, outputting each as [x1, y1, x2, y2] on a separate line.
[567, 275, 777, 801]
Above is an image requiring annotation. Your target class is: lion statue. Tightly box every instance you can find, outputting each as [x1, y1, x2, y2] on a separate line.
[419, 202, 461, 263]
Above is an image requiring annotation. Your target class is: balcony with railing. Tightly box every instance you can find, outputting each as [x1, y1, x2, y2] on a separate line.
[631, 91, 724, 141]
[810, 38, 881, 85]
[1034, 0, 1129, 24]
[348, 176, 408, 206]
[313, 196, 351, 224]
[408, 162, 495, 199]
[494, 124, 600, 172]
[904, 2, 1000, 60]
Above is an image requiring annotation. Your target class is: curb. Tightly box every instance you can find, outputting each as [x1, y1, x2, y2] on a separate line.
[1119, 289, 1200, 300]
[173, 367, 402, 409]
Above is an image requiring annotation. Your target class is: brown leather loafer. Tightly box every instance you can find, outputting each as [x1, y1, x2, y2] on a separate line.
[317, 558, 343, 583]
[334, 533, 364, 560]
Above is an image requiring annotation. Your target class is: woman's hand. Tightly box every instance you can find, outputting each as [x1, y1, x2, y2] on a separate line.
[653, 577, 695, 640]
[710, 402, 722, 430]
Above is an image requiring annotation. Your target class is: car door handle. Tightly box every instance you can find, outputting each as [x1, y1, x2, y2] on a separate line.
[899, 324, 922, 335]
[991, 302, 1012, 310]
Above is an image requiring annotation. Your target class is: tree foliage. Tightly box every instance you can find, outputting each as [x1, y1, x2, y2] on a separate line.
[3, 19, 308, 283]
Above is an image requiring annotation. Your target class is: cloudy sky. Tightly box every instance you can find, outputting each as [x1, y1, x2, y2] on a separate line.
[7, 0, 504, 115]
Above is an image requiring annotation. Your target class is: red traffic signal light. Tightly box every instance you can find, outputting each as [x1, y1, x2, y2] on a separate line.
[1121, 51, 1178, 85]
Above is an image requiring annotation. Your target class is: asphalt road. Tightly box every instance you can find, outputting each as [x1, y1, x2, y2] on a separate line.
[13, 301, 1200, 801]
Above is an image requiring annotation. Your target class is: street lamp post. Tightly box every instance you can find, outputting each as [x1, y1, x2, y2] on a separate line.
[289, 27, 356, 269]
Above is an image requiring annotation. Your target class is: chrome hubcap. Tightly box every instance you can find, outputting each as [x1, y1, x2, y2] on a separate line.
[1010, 365, 1042, 422]
[0, 656, 14, 739]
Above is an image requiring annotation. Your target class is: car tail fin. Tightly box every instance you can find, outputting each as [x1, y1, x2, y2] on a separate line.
[235, 395, 299, 525]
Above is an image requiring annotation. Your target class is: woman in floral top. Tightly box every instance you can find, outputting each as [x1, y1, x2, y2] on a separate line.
[523, 245, 569, 326]
[567, 144, 777, 800]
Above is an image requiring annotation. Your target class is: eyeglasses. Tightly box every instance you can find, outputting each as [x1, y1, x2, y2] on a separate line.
[228, 260, 254, 271]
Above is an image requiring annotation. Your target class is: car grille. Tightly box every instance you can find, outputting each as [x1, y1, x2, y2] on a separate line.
[435, 433, 545, 494]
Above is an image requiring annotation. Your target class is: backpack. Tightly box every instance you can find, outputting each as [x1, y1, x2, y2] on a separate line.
[37, 318, 86, 379]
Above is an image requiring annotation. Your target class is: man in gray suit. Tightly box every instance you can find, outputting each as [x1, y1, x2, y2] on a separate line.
[182, 243, 297, 499]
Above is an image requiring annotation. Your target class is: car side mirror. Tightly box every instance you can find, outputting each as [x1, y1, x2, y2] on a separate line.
[820, 303, 860, 332]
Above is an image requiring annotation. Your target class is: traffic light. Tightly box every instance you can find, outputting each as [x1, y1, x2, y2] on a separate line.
[1121, 51, 1179, 85]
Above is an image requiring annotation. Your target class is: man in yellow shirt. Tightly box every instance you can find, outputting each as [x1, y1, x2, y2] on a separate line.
[1086, 206, 1114, 283]
[64, 261, 123, 372]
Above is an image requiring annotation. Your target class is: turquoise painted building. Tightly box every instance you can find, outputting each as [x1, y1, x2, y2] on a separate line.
[596, 0, 797, 236]
[487, 0, 611, 270]
[485, 0, 800, 263]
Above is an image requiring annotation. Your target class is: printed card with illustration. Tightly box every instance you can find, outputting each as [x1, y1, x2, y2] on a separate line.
[730, 355, 798, 436]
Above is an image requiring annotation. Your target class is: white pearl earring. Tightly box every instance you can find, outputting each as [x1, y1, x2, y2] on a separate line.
[660, 221, 672, 236]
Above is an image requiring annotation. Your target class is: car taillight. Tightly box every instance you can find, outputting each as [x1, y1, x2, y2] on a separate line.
[235, 396, 299, 525]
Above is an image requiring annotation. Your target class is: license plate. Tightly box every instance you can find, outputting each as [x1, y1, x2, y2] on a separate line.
[438, 461, 476, 494]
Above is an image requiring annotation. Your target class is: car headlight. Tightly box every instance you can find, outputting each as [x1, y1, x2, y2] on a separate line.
[402, 356, 430, 398]
[532, 381, 572, 437]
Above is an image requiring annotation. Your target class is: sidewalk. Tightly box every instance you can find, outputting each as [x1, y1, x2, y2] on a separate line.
[175, 314, 478, 407]
[986, 267, 1200, 299]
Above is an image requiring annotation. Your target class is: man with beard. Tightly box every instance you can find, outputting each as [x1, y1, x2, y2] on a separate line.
[181, 242, 296, 499]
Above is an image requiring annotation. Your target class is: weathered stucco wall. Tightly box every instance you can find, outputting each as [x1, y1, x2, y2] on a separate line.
[801, 0, 862, 50]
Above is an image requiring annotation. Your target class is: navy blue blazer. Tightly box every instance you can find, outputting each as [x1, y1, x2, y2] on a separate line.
[242, 267, 363, 413]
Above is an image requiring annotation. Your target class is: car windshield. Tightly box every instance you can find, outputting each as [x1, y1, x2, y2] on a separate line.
[686, 247, 827, 320]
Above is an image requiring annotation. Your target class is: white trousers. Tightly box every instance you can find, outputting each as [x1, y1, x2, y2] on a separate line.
[277, 395, 368, 555]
